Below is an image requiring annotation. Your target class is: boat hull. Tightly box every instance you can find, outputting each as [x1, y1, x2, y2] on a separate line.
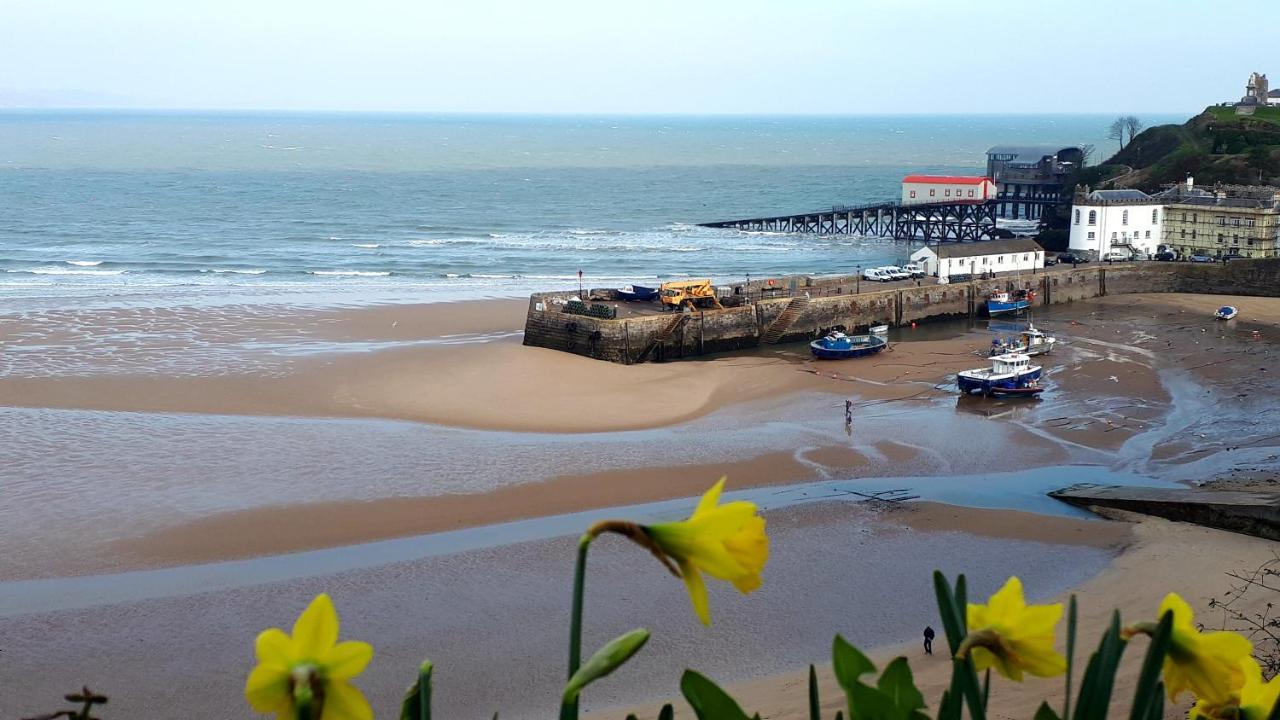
[617, 285, 659, 302]
[809, 335, 888, 360]
[987, 299, 1031, 316]
[956, 367, 1042, 395]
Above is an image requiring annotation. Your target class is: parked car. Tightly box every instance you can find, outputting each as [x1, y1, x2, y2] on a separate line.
[1056, 253, 1089, 264]
[880, 266, 911, 281]
[1153, 251, 1177, 261]
[863, 268, 890, 282]
[1043, 255, 1058, 266]
[1102, 249, 1131, 262]
[1189, 254, 1215, 263]
[902, 263, 926, 278]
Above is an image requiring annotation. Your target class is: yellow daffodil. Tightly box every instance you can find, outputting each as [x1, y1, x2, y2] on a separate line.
[245, 593, 374, 720]
[961, 576, 1066, 681]
[643, 478, 769, 625]
[1191, 657, 1280, 720]
[1156, 592, 1253, 703]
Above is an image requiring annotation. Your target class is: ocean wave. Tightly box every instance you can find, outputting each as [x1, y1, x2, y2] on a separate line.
[201, 268, 267, 275]
[308, 270, 392, 277]
[65, 260, 104, 267]
[351, 243, 381, 249]
[17, 267, 126, 276]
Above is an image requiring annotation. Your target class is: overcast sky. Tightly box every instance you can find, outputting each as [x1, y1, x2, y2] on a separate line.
[2, 0, 1274, 114]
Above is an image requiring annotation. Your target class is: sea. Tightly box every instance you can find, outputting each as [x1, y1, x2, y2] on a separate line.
[0, 112, 1180, 310]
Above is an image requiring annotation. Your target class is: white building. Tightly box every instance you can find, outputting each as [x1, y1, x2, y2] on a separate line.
[1068, 189, 1163, 258]
[909, 238, 1045, 283]
[901, 175, 997, 205]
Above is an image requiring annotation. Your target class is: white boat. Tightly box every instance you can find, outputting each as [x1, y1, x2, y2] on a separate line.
[957, 353, 1044, 397]
[1215, 305, 1238, 320]
[989, 324, 1057, 357]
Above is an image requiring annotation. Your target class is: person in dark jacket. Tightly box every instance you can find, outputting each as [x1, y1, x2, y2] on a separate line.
[923, 626, 935, 655]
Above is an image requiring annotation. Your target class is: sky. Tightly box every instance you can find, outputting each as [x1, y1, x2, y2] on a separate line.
[2, 0, 1276, 114]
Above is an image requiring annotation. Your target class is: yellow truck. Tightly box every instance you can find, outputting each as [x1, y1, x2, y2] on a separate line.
[659, 279, 723, 310]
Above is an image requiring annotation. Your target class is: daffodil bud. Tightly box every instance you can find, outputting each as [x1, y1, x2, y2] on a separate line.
[562, 628, 651, 703]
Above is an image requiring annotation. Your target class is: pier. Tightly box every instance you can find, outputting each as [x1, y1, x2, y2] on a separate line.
[522, 259, 1280, 364]
[1050, 484, 1280, 541]
[699, 199, 999, 241]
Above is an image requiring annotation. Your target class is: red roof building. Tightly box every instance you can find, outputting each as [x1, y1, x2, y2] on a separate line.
[901, 175, 996, 205]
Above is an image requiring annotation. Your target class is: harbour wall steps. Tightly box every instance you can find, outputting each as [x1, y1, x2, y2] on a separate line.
[1049, 484, 1280, 541]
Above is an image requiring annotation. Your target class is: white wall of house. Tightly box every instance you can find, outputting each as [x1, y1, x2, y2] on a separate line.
[1068, 203, 1163, 257]
[909, 246, 1044, 282]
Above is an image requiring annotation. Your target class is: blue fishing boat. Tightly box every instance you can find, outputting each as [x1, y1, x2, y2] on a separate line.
[986, 289, 1034, 316]
[1215, 305, 1238, 320]
[809, 331, 888, 360]
[957, 353, 1043, 396]
[616, 284, 660, 302]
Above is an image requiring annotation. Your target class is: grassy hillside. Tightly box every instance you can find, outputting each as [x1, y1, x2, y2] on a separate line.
[1086, 107, 1280, 189]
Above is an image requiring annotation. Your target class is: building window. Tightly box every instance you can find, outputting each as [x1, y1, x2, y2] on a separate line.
[1122, 210, 1129, 225]
[1181, 212, 1186, 221]
[930, 189, 935, 197]
[1074, 209, 1080, 224]
[945, 189, 951, 197]
[1145, 230, 1151, 238]
[1219, 217, 1226, 226]
[1087, 231, 1095, 240]
[998, 256, 1004, 264]
[968, 189, 974, 197]
[910, 190, 917, 198]
[1152, 209, 1159, 224]
[1192, 213, 1197, 223]
[1233, 235, 1239, 245]
[1180, 229, 1186, 238]
[1233, 218, 1241, 227]
[1218, 234, 1225, 244]
[1247, 218, 1256, 227]
[1248, 239, 1255, 246]
[1088, 210, 1097, 225]
[1192, 230, 1197, 239]
[1111, 232, 1117, 240]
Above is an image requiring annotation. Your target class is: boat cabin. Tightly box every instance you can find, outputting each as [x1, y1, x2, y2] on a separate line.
[991, 353, 1032, 375]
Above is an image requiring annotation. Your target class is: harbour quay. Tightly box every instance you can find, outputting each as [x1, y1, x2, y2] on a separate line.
[523, 259, 1280, 364]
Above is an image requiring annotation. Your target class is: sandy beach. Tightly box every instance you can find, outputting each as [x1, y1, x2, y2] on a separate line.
[1, 291, 1278, 719]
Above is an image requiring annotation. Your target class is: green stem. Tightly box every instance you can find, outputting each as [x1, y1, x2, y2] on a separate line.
[560, 533, 593, 720]
[418, 662, 433, 720]
[1064, 596, 1077, 720]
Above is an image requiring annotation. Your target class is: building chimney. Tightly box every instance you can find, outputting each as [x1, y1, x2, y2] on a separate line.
[1185, 174, 1194, 190]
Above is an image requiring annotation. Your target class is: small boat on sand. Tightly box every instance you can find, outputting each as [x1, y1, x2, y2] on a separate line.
[809, 331, 888, 360]
[987, 289, 1034, 316]
[616, 284, 659, 302]
[957, 353, 1043, 396]
[1215, 305, 1238, 320]
[989, 323, 1057, 356]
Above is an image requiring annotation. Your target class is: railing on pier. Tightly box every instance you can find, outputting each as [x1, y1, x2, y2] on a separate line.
[699, 199, 999, 242]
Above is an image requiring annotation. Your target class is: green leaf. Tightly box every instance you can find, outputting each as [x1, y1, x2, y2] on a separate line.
[399, 660, 433, 720]
[563, 629, 650, 703]
[1128, 612, 1173, 720]
[832, 635, 876, 692]
[847, 684, 897, 720]
[937, 690, 959, 720]
[658, 704, 674, 720]
[1072, 611, 1127, 720]
[931, 572, 965, 653]
[681, 670, 752, 720]
[1034, 701, 1062, 720]
[877, 657, 926, 717]
[1064, 596, 1078, 720]
[809, 665, 821, 720]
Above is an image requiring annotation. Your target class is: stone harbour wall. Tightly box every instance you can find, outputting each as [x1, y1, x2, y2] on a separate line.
[522, 260, 1280, 364]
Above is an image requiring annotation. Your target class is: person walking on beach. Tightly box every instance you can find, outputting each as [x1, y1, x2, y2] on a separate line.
[923, 626, 935, 655]
[845, 399, 853, 424]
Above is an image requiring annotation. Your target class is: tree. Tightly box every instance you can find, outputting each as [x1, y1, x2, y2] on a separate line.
[1123, 115, 1144, 144]
[1108, 117, 1126, 151]
[1080, 143, 1097, 167]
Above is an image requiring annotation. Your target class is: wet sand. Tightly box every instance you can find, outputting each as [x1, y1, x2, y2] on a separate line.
[0, 501, 1129, 720]
[600, 514, 1276, 720]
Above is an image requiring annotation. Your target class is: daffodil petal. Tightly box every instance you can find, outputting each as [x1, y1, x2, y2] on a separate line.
[692, 477, 726, 518]
[680, 560, 712, 626]
[245, 662, 292, 714]
[324, 640, 374, 681]
[292, 593, 340, 660]
[321, 681, 374, 720]
[255, 628, 293, 665]
[1016, 603, 1064, 635]
[987, 577, 1027, 617]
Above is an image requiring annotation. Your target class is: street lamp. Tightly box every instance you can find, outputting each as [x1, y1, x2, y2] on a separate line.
[856, 265, 861, 294]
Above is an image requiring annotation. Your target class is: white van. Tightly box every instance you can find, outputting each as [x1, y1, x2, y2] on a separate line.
[863, 268, 890, 282]
[880, 266, 910, 281]
[1103, 249, 1131, 262]
[902, 263, 926, 278]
